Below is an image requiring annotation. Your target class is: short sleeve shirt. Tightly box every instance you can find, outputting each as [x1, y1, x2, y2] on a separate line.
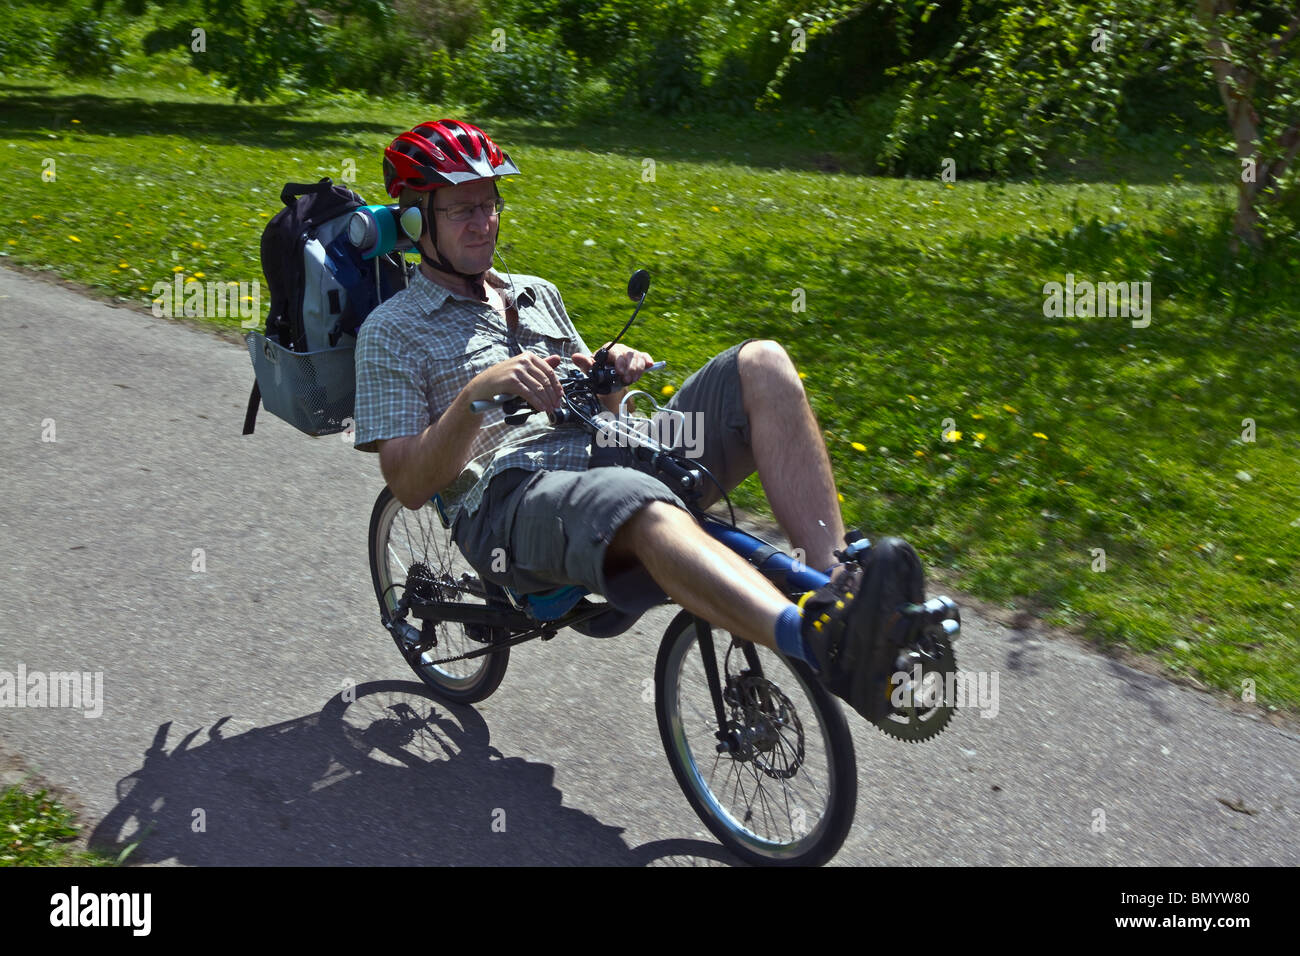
[354, 268, 593, 521]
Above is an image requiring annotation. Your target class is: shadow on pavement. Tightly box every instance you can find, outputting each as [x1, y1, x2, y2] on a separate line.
[87, 680, 740, 866]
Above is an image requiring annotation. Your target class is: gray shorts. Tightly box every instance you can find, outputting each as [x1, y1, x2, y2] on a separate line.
[452, 339, 756, 615]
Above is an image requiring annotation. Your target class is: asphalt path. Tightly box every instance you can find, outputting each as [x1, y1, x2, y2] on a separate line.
[1, 265, 1297, 866]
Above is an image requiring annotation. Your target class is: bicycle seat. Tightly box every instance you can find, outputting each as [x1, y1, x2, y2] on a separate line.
[428, 493, 589, 621]
[505, 584, 589, 621]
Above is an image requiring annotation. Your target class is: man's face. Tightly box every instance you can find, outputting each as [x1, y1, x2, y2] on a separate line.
[424, 178, 499, 274]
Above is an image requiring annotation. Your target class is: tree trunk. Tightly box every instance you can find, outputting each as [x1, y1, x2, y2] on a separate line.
[1197, 0, 1263, 247]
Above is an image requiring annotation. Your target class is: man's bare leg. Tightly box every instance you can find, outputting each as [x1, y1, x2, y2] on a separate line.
[605, 501, 790, 649]
[601, 341, 850, 650]
[736, 340, 845, 572]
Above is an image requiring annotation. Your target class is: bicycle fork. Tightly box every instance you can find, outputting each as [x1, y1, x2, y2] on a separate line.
[692, 618, 771, 756]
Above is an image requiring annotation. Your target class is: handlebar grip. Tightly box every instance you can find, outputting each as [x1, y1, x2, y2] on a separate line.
[656, 455, 697, 490]
[470, 394, 529, 415]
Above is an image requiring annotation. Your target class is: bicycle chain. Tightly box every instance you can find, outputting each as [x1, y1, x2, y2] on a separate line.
[400, 623, 547, 667]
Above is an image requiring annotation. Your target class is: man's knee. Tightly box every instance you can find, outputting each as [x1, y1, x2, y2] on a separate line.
[604, 499, 685, 571]
[738, 339, 802, 393]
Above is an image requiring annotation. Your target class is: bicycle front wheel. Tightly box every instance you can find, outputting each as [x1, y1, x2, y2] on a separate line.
[368, 487, 510, 704]
[654, 611, 857, 866]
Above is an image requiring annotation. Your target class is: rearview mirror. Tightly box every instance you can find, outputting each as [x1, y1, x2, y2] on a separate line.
[627, 269, 650, 301]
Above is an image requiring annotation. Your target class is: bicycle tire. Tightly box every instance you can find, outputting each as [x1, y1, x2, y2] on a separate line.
[368, 487, 510, 704]
[654, 610, 857, 866]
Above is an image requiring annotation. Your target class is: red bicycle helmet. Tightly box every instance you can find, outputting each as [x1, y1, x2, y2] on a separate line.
[383, 119, 520, 197]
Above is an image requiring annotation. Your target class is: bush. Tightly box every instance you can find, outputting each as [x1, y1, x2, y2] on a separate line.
[877, 77, 997, 176]
[617, 29, 704, 114]
[453, 22, 578, 117]
[325, 28, 422, 96]
[53, 13, 126, 77]
[0, 2, 57, 71]
[414, 46, 454, 104]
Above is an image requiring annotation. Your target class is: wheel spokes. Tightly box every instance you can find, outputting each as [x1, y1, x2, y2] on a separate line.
[676, 631, 835, 853]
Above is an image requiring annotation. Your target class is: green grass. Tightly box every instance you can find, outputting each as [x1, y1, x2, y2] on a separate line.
[3, 74, 1297, 713]
[0, 783, 117, 866]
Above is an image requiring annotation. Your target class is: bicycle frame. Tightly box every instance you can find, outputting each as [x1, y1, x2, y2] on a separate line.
[398, 510, 834, 748]
[390, 353, 838, 747]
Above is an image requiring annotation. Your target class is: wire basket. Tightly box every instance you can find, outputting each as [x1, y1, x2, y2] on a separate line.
[245, 331, 355, 437]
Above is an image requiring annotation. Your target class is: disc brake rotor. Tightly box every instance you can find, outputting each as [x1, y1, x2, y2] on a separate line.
[727, 674, 805, 779]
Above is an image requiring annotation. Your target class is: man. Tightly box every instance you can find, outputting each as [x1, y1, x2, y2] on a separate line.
[354, 119, 929, 722]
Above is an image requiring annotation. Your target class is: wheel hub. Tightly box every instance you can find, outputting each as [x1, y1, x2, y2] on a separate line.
[723, 674, 805, 778]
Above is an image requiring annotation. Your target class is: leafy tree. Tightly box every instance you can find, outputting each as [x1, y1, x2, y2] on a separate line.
[863, 0, 1300, 246]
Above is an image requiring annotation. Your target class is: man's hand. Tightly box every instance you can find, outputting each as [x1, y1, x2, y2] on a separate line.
[573, 343, 655, 386]
[471, 353, 565, 413]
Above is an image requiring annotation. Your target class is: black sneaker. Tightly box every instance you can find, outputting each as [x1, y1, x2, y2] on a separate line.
[798, 536, 926, 722]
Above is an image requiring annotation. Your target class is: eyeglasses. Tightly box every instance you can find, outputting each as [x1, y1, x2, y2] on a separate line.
[432, 197, 506, 222]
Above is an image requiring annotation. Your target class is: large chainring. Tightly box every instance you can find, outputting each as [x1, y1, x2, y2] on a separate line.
[870, 628, 959, 743]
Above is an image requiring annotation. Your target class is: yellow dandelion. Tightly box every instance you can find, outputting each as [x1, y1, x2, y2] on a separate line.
[709, 205, 720, 212]
[6, 239, 15, 246]
[193, 271, 206, 279]
[661, 385, 674, 397]
[944, 430, 963, 442]
[32, 214, 43, 220]
[71, 118, 80, 124]
[1033, 432, 1048, 440]
[975, 432, 986, 440]
[184, 276, 197, 284]
[914, 450, 926, 458]
[191, 241, 206, 249]
[798, 371, 806, 380]
[970, 412, 983, 419]
[117, 262, 129, 269]
[837, 492, 844, 502]
[67, 235, 81, 242]
[138, 285, 149, 291]
[113, 235, 122, 239]
[1003, 404, 1018, 414]
[851, 442, 867, 452]
[125, 223, 133, 228]
[172, 265, 185, 273]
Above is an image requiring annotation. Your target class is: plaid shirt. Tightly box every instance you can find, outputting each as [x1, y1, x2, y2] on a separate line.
[353, 268, 593, 520]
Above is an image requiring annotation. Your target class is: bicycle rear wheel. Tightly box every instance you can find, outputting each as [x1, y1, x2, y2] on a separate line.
[654, 611, 857, 866]
[368, 487, 510, 704]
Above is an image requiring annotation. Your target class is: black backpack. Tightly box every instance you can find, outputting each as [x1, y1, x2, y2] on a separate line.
[242, 178, 407, 436]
